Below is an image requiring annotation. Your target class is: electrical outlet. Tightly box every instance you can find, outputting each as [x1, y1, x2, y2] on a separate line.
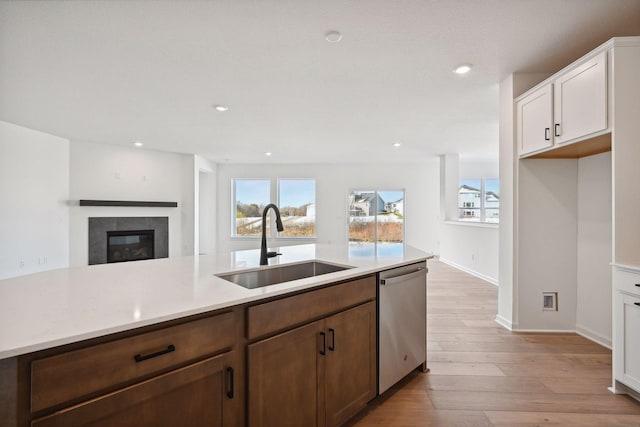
[19, 260, 25, 269]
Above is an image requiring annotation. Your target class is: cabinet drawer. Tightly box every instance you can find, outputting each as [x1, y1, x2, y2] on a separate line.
[31, 353, 232, 427]
[247, 275, 376, 340]
[614, 267, 640, 296]
[31, 311, 235, 412]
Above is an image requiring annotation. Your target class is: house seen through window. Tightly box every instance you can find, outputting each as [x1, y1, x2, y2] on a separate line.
[458, 179, 499, 223]
[348, 190, 404, 257]
[233, 178, 316, 237]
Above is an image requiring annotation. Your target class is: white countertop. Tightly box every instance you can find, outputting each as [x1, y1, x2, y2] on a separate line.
[0, 243, 431, 360]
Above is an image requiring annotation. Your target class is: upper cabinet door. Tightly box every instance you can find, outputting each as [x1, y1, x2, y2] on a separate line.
[553, 50, 607, 144]
[517, 84, 553, 156]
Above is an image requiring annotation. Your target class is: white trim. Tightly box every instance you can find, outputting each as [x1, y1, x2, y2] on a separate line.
[443, 220, 499, 229]
[438, 257, 498, 286]
[612, 262, 640, 273]
[510, 328, 576, 334]
[575, 324, 612, 349]
[495, 314, 513, 330]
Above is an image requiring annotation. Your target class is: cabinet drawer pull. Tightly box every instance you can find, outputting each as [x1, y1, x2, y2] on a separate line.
[635, 303, 640, 307]
[329, 328, 336, 352]
[554, 123, 561, 137]
[320, 332, 326, 355]
[133, 344, 175, 363]
[226, 367, 234, 399]
[635, 284, 640, 287]
[544, 127, 550, 141]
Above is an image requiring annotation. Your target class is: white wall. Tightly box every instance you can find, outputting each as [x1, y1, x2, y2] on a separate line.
[69, 141, 193, 266]
[0, 121, 70, 279]
[439, 223, 499, 284]
[517, 159, 578, 331]
[438, 154, 499, 284]
[576, 152, 612, 347]
[216, 162, 440, 255]
[498, 72, 552, 329]
[195, 155, 216, 255]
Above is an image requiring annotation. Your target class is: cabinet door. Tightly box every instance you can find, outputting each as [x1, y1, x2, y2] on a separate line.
[248, 320, 325, 427]
[516, 84, 553, 156]
[325, 302, 377, 427]
[553, 50, 607, 144]
[616, 293, 640, 393]
[32, 352, 235, 427]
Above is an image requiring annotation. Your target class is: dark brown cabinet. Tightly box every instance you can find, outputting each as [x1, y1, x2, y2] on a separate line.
[325, 302, 377, 427]
[2, 275, 378, 427]
[31, 352, 235, 427]
[248, 301, 376, 427]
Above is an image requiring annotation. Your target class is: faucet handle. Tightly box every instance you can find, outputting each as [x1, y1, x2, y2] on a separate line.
[267, 251, 282, 258]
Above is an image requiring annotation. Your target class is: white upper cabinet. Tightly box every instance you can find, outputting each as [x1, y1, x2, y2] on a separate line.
[553, 50, 608, 145]
[516, 49, 609, 157]
[516, 84, 553, 155]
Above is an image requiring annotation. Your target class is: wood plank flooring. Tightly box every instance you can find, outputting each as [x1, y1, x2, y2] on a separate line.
[345, 260, 640, 427]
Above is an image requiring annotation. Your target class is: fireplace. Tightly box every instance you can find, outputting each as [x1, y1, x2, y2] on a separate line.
[88, 217, 168, 265]
[107, 230, 155, 263]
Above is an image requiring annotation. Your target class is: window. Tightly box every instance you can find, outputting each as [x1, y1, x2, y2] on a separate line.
[458, 179, 499, 223]
[278, 179, 316, 237]
[233, 179, 270, 236]
[348, 190, 404, 256]
[232, 178, 316, 238]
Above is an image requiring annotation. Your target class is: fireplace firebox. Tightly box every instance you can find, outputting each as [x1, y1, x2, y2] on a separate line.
[107, 230, 155, 263]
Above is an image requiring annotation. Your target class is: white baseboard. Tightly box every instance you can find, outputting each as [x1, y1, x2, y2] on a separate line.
[510, 327, 576, 334]
[576, 324, 612, 349]
[438, 258, 498, 286]
[494, 314, 513, 330]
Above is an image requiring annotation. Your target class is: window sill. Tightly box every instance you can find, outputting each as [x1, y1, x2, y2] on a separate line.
[444, 220, 499, 229]
[230, 236, 317, 241]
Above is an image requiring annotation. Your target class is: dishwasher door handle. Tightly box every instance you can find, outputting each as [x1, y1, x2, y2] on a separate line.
[380, 267, 427, 285]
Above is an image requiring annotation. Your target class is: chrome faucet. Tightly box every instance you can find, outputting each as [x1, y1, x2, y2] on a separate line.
[260, 203, 284, 265]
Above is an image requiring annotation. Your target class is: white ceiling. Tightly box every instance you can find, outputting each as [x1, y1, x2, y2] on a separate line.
[1, 1, 639, 164]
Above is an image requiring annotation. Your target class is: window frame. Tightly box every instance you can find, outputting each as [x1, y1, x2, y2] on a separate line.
[231, 178, 271, 238]
[277, 178, 317, 238]
[231, 177, 317, 239]
[347, 189, 406, 254]
[457, 178, 499, 224]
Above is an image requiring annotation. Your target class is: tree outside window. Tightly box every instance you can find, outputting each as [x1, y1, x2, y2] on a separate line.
[232, 178, 316, 237]
[278, 179, 316, 237]
[233, 179, 270, 236]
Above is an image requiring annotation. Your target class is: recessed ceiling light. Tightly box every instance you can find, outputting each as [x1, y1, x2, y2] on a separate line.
[213, 104, 229, 112]
[133, 141, 144, 147]
[453, 64, 472, 74]
[393, 142, 402, 148]
[264, 152, 272, 157]
[325, 31, 342, 43]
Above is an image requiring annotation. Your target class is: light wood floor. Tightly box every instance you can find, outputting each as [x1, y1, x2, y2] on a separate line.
[346, 260, 640, 426]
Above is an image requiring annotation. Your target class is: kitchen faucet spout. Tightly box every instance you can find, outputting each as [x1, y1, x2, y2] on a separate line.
[260, 203, 284, 265]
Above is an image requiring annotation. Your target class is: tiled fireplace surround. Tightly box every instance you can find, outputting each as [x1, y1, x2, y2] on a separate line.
[88, 217, 169, 265]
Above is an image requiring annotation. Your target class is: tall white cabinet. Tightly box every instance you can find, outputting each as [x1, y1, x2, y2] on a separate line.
[512, 37, 640, 399]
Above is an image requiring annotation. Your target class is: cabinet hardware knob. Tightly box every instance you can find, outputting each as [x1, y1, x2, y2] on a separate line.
[544, 127, 550, 141]
[554, 123, 561, 137]
[226, 367, 235, 399]
[133, 344, 175, 363]
[329, 328, 336, 352]
[320, 332, 326, 355]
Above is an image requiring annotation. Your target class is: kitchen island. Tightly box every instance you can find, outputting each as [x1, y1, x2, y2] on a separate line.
[0, 243, 431, 426]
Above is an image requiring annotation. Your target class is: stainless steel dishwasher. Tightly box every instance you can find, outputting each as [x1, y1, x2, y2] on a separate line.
[378, 261, 428, 394]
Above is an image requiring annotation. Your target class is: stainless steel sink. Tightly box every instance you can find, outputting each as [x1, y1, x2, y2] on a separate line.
[216, 261, 354, 289]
